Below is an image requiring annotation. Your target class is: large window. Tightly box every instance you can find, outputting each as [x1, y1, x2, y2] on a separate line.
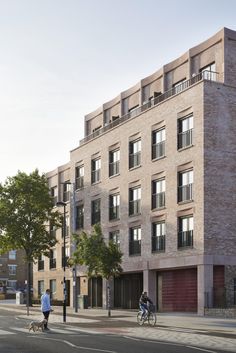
[75, 165, 84, 190]
[129, 226, 141, 256]
[109, 230, 120, 248]
[63, 182, 70, 202]
[38, 254, 44, 271]
[91, 158, 101, 184]
[109, 149, 120, 177]
[38, 280, 44, 298]
[152, 178, 165, 209]
[152, 221, 165, 252]
[178, 169, 193, 202]
[129, 186, 141, 216]
[178, 216, 193, 248]
[9, 250, 16, 260]
[152, 128, 165, 159]
[129, 139, 141, 169]
[178, 114, 193, 149]
[75, 204, 84, 230]
[49, 249, 56, 269]
[8, 265, 17, 276]
[109, 194, 120, 221]
[49, 279, 56, 300]
[91, 199, 101, 225]
[200, 62, 216, 80]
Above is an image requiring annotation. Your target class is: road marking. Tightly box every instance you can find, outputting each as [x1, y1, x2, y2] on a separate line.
[29, 336, 118, 353]
[186, 346, 218, 353]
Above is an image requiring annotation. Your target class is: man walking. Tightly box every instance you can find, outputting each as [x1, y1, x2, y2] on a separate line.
[41, 289, 52, 331]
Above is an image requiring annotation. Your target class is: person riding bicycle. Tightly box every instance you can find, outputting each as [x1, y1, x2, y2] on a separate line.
[139, 291, 153, 319]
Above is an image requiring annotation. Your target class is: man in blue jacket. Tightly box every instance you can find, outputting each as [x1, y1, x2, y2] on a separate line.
[41, 289, 52, 330]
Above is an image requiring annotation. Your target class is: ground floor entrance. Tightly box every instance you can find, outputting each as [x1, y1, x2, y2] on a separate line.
[114, 273, 143, 309]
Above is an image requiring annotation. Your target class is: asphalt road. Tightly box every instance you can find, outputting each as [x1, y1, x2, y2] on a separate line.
[0, 310, 230, 353]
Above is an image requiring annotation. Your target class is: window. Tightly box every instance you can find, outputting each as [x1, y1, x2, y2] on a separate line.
[129, 139, 141, 169]
[109, 230, 120, 247]
[91, 158, 101, 184]
[9, 250, 16, 260]
[152, 178, 165, 209]
[8, 265, 17, 276]
[129, 226, 141, 255]
[62, 246, 70, 268]
[178, 169, 193, 202]
[63, 182, 70, 202]
[178, 114, 193, 149]
[109, 149, 120, 177]
[49, 249, 56, 269]
[50, 222, 57, 238]
[129, 186, 141, 216]
[51, 186, 58, 206]
[38, 254, 44, 271]
[173, 78, 187, 94]
[38, 280, 44, 298]
[152, 128, 165, 159]
[65, 215, 70, 237]
[91, 199, 101, 225]
[75, 165, 84, 190]
[50, 279, 56, 300]
[178, 216, 193, 248]
[109, 194, 120, 221]
[152, 221, 165, 252]
[75, 204, 84, 229]
[200, 62, 216, 80]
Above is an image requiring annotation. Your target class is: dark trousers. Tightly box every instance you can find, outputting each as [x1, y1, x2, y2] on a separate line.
[43, 311, 50, 328]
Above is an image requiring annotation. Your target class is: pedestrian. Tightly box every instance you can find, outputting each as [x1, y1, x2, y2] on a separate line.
[41, 289, 53, 331]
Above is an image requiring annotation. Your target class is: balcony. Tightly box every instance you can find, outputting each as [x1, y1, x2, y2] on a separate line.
[178, 129, 193, 149]
[109, 161, 120, 177]
[178, 184, 193, 202]
[80, 71, 219, 145]
[152, 192, 165, 209]
[91, 169, 101, 184]
[129, 151, 141, 169]
[49, 258, 56, 269]
[109, 206, 120, 221]
[152, 141, 165, 160]
[75, 176, 84, 190]
[152, 235, 165, 252]
[129, 200, 141, 216]
[178, 230, 193, 248]
[129, 240, 141, 255]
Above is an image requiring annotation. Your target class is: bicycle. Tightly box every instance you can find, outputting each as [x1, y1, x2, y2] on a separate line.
[137, 304, 157, 326]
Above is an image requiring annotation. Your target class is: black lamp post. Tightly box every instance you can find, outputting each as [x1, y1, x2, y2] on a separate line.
[56, 201, 67, 323]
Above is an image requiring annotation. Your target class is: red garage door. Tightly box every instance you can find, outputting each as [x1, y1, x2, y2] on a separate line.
[160, 268, 197, 312]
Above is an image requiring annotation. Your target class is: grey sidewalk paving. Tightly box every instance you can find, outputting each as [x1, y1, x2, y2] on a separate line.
[1, 300, 236, 352]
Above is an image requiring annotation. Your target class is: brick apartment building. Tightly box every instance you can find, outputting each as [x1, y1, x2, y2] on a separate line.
[33, 27, 236, 315]
[0, 250, 27, 291]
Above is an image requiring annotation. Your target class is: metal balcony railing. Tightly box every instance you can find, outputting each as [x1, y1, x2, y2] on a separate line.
[129, 200, 141, 216]
[152, 192, 165, 209]
[80, 71, 219, 145]
[109, 161, 120, 176]
[178, 184, 193, 202]
[178, 230, 193, 248]
[152, 235, 165, 252]
[49, 258, 56, 269]
[129, 240, 141, 255]
[109, 205, 120, 220]
[75, 176, 84, 190]
[178, 129, 193, 149]
[152, 141, 165, 159]
[129, 151, 141, 169]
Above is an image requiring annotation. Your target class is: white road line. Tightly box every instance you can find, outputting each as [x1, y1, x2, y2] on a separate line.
[28, 336, 117, 353]
[0, 329, 15, 335]
[186, 346, 218, 353]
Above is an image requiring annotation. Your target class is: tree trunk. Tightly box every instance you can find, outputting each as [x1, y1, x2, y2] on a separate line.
[107, 280, 111, 317]
[26, 261, 30, 315]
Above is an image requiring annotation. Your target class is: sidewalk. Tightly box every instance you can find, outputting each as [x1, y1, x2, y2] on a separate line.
[1, 300, 236, 352]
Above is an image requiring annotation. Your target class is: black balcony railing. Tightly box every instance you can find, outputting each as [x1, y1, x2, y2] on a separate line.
[152, 235, 165, 252]
[80, 71, 219, 145]
[109, 206, 120, 220]
[49, 258, 56, 269]
[129, 240, 141, 255]
[178, 230, 193, 248]
[152, 192, 165, 209]
[63, 190, 70, 202]
[91, 212, 100, 225]
[38, 260, 44, 271]
[129, 152, 141, 169]
[61, 256, 69, 268]
[178, 129, 193, 149]
[129, 200, 141, 216]
[178, 184, 193, 202]
[109, 161, 120, 176]
[152, 141, 165, 160]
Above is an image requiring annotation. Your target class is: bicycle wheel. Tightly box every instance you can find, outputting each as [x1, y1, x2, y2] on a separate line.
[148, 312, 156, 326]
[137, 311, 145, 326]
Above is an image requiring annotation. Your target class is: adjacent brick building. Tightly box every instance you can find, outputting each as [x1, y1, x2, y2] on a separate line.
[33, 27, 236, 315]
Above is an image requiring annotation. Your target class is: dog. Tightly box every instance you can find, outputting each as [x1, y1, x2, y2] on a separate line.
[28, 318, 47, 332]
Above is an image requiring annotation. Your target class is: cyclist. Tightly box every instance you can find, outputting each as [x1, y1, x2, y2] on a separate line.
[139, 291, 153, 319]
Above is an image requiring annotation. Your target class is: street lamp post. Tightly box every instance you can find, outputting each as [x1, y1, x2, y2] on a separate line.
[56, 201, 67, 323]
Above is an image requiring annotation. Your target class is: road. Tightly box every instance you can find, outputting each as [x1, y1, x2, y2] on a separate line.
[0, 310, 230, 353]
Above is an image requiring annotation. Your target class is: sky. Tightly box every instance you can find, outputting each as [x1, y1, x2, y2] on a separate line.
[0, 0, 236, 183]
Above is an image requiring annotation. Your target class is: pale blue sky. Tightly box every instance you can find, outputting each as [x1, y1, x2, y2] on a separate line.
[0, 0, 235, 182]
